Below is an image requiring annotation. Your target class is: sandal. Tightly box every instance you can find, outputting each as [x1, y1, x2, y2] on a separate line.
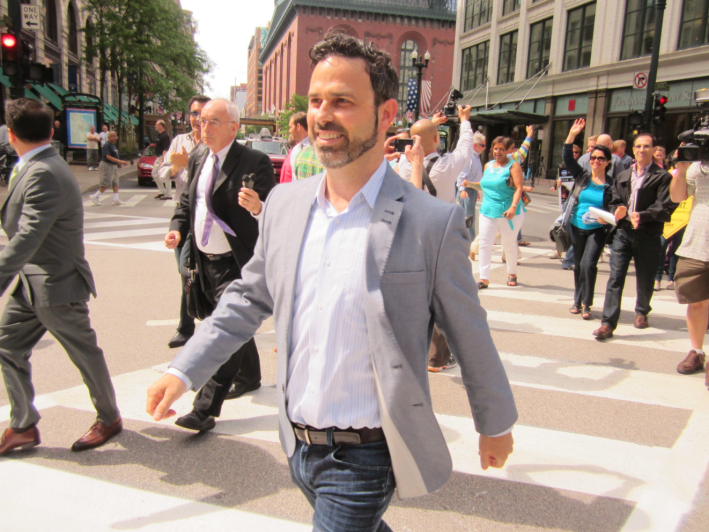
[582, 306, 592, 320]
[569, 305, 582, 315]
[477, 281, 489, 290]
[506, 275, 518, 287]
[518, 241, 531, 246]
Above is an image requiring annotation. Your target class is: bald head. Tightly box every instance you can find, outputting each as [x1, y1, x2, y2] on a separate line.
[410, 119, 439, 155]
[596, 134, 614, 149]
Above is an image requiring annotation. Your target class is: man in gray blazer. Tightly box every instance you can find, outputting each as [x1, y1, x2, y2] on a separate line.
[147, 34, 516, 530]
[0, 99, 121, 457]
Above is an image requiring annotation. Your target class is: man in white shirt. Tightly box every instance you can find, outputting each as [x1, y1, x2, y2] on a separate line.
[85, 125, 101, 171]
[456, 131, 486, 241]
[98, 124, 108, 147]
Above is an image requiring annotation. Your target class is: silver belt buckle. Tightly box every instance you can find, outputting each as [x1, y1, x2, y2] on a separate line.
[303, 428, 312, 445]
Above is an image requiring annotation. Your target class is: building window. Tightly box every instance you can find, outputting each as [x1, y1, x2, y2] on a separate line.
[497, 31, 518, 85]
[463, 0, 492, 32]
[44, 0, 58, 44]
[563, 2, 596, 71]
[502, 0, 521, 16]
[460, 41, 489, 92]
[67, 3, 78, 56]
[527, 18, 553, 78]
[678, 0, 709, 49]
[397, 39, 419, 115]
[620, 0, 657, 60]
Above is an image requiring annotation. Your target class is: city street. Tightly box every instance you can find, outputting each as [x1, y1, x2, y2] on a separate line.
[1, 172, 708, 532]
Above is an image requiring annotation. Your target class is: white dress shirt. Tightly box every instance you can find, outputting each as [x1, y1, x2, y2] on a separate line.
[194, 144, 232, 254]
[286, 160, 388, 429]
[13, 144, 52, 178]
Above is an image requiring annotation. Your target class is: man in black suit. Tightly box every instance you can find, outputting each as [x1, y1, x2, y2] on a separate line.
[163, 98, 276, 431]
[594, 133, 677, 340]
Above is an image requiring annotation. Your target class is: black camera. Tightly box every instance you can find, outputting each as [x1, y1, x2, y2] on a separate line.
[242, 173, 255, 190]
[442, 89, 465, 124]
[394, 138, 414, 152]
[675, 89, 709, 164]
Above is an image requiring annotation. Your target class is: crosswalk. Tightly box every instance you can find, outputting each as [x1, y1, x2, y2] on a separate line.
[82, 211, 171, 252]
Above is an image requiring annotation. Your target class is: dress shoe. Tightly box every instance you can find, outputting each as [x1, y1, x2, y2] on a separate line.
[225, 381, 261, 400]
[168, 331, 192, 348]
[175, 409, 216, 432]
[71, 418, 122, 452]
[0, 427, 40, 457]
[677, 350, 706, 375]
[593, 324, 614, 340]
[634, 314, 649, 329]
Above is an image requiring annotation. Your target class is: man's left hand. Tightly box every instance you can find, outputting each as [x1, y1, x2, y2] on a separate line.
[630, 211, 640, 229]
[239, 187, 262, 215]
[432, 112, 447, 126]
[479, 432, 514, 470]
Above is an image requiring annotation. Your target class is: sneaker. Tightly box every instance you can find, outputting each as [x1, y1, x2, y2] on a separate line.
[428, 355, 457, 373]
[548, 250, 560, 259]
[111, 199, 125, 206]
[666, 281, 675, 290]
[90, 195, 100, 206]
[654, 280, 662, 291]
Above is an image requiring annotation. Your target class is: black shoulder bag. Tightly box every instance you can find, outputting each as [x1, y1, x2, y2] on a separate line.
[550, 172, 588, 254]
[421, 157, 439, 197]
[184, 231, 215, 320]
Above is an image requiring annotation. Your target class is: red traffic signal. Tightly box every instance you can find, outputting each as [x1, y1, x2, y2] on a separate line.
[1, 34, 17, 49]
[1, 33, 18, 69]
[657, 95, 669, 106]
[652, 93, 668, 126]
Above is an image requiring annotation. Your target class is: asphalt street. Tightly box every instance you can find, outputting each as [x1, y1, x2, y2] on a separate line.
[0, 172, 708, 532]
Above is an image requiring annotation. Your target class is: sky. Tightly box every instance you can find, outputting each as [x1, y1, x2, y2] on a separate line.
[180, 0, 278, 99]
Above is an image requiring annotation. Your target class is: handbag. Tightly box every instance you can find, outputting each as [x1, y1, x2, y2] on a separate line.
[183, 231, 214, 320]
[151, 155, 163, 179]
[550, 173, 588, 254]
[506, 169, 531, 207]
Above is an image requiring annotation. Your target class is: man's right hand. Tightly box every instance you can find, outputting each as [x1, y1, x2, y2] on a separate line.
[458, 105, 472, 122]
[164, 230, 181, 249]
[614, 206, 628, 221]
[146, 374, 188, 421]
[170, 146, 189, 170]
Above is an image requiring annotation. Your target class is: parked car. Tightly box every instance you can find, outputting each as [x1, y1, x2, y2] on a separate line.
[137, 144, 157, 186]
[245, 139, 288, 180]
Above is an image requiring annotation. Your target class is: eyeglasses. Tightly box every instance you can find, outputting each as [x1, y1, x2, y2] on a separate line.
[572, 151, 581, 155]
[198, 118, 235, 127]
[589, 156, 607, 162]
[189, 111, 200, 118]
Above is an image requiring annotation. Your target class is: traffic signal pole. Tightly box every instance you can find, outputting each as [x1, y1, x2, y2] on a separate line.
[642, 0, 667, 133]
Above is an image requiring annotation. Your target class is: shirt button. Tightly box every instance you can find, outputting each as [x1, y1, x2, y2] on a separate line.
[310, 387, 315, 394]
[318, 304, 323, 310]
[326, 260, 331, 267]
[335, 219, 341, 224]
[314, 345, 319, 352]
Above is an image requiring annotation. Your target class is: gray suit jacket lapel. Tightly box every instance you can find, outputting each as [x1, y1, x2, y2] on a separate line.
[2, 147, 56, 213]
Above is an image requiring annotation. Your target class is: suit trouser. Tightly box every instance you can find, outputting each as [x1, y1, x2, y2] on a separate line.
[174, 246, 195, 337]
[0, 287, 120, 429]
[428, 325, 451, 368]
[601, 227, 662, 330]
[192, 252, 261, 417]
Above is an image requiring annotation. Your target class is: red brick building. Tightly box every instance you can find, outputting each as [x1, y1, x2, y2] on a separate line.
[259, 0, 457, 124]
[246, 26, 269, 117]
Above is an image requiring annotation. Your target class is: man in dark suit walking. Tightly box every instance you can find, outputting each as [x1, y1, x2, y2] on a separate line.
[0, 99, 122, 456]
[163, 98, 276, 431]
[594, 132, 677, 340]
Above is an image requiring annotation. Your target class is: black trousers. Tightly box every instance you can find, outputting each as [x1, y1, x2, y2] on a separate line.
[569, 224, 607, 308]
[174, 246, 195, 336]
[192, 252, 261, 417]
[601, 227, 662, 330]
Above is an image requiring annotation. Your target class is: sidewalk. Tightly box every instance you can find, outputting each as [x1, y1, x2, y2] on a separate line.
[0, 158, 139, 205]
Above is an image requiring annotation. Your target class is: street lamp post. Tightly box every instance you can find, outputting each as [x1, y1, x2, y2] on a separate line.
[411, 49, 430, 121]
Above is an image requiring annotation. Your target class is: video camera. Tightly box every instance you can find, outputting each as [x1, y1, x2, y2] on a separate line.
[442, 88, 465, 125]
[675, 89, 709, 164]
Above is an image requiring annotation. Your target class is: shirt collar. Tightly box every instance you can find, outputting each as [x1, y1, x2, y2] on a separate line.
[634, 160, 652, 176]
[16, 144, 52, 172]
[209, 142, 232, 165]
[313, 159, 388, 211]
[424, 151, 439, 162]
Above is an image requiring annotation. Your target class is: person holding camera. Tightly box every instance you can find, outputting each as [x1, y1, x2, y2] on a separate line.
[399, 107, 474, 204]
[561, 119, 613, 320]
[670, 160, 709, 386]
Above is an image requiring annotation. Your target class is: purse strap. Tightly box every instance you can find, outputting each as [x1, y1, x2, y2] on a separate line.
[422, 157, 438, 197]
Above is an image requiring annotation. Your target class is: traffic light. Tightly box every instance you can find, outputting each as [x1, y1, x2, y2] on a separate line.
[1, 33, 18, 75]
[653, 93, 668, 126]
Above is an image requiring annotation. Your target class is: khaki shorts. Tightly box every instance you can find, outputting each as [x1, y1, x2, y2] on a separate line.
[675, 257, 709, 304]
[98, 161, 119, 188]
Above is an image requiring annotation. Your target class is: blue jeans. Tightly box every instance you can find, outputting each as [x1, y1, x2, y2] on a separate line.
[289, 438, 395, 532]
[562, 245, 575, 268]
[457, 188, 477, 241]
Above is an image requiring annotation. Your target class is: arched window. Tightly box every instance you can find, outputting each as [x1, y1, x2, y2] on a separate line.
[67, 3, 78, 55]
[44, 0, 58, 44]
[85, 17, 94, 58]
[398, 40, 419, 120]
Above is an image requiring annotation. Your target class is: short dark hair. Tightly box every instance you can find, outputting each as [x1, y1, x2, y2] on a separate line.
[291, 111, 307, 130]
[309, 32, 398, 108]
[590, 145, 613, 175]
[188, 95, 211, 109]
[634, 132, 657, 147]
[5, 99, 53, 143]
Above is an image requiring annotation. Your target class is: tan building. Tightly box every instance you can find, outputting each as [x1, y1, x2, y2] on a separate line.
[246, 26, 269, 117]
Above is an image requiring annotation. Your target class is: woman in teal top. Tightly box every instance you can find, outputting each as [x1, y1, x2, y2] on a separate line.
[562, 119, 613, 319]
[477, 136, 525, 288]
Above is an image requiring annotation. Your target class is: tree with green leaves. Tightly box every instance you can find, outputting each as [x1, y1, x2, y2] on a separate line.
[277, 94, 308, 135]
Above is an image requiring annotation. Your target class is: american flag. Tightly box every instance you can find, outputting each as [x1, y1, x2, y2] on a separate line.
[405, 78, 418, 118]
[420, 80, 432, 119]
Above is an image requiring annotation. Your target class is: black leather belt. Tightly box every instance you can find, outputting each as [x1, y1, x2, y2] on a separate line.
[201, 252, 232, 261]
[292, 423, 385, 446]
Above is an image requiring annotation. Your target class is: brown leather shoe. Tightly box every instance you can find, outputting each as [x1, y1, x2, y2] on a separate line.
[634, 314, 649, 329]
[677, 350, 706, 375]
[593, 324, 614, 340]
[71, 417, 122, 452]
[0, 427, 40, 456]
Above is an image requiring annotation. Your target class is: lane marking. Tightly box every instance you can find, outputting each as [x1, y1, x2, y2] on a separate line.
[120, 195, 148, 207]
[84, 219, 172, 230]
[85, 240, 172, 253]
[83, 227, 169, 241]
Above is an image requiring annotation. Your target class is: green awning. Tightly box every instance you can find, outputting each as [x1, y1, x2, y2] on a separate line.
[103, 105, 118, 123]
[469, 110, 548, 126]
[24, 88, 39, 100]
[49, 83, 68, 96]
[0, 68, 11, 89]
[30, 83, 63, 110]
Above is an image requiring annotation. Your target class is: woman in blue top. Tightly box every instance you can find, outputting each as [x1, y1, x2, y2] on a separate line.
[477, 136, 525, 288]
[562, 119, 613, 319]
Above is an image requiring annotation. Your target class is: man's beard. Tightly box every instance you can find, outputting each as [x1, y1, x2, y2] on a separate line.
[310, 115, 379, 169]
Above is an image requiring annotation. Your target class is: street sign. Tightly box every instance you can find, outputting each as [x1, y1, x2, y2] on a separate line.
[21, 5, 40, 31]
[633, 72, 648, 90]
[655, 82, 669, 91]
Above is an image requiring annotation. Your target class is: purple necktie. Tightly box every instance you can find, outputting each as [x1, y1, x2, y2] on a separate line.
[201, 154, 237, 247]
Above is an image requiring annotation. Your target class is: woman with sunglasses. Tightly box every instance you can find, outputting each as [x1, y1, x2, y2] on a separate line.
[562, 119, 613, 320]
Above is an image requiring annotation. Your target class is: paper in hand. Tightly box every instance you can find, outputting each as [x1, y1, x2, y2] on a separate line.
[588, 206, 617, 225]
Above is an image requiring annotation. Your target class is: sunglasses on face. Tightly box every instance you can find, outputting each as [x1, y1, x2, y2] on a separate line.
[589, 156, 607, 162]
[573, 151, 581, 155]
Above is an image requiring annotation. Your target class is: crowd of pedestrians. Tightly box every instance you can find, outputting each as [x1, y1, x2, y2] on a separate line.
[0, 32, 707, 532]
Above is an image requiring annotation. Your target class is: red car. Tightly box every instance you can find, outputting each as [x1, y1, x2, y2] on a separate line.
[245, 139, 288, 180]
[138, 144, 158, 186]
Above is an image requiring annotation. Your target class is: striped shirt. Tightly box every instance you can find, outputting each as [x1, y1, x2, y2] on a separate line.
[286, 160, 387, 429]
